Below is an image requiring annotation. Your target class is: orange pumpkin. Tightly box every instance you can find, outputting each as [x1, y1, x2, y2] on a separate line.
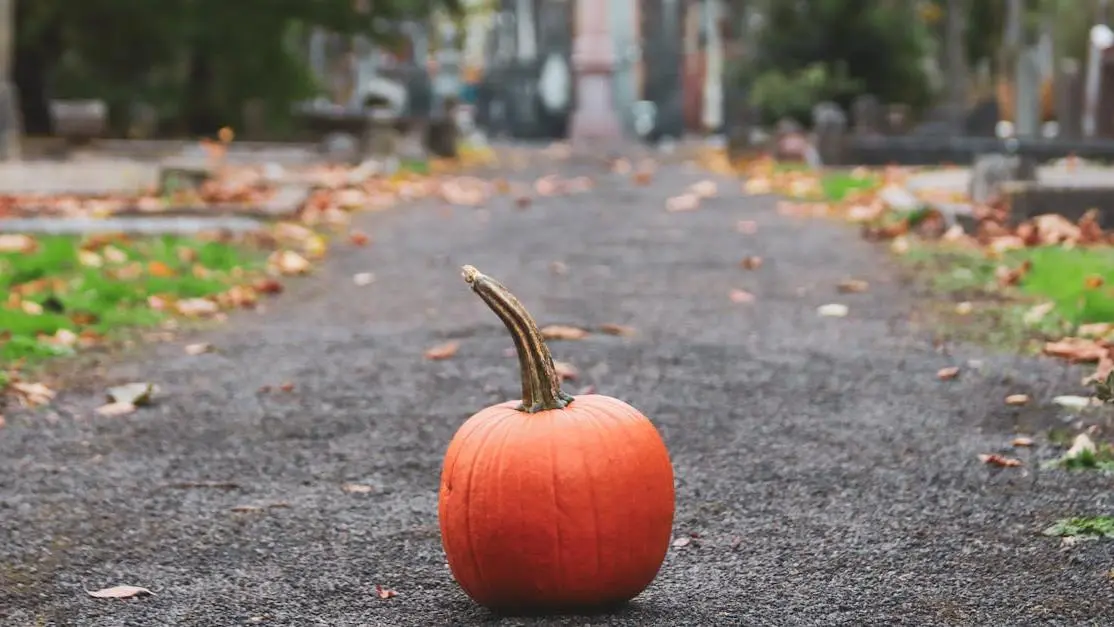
[439, 265, 676, 612]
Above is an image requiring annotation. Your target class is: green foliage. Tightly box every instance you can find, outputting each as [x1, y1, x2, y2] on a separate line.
[747, 63, 861, 125]
[15, 0, 461, 135]
[1043, 516, 1114, 539]
[745, 0, 933, 123]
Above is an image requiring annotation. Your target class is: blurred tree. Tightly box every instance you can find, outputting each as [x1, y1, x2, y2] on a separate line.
[14, 0, 461, 136]
[744, 0, 934, 124]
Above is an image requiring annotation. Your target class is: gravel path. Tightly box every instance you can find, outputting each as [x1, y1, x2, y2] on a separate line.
[2, 148, 1112, 626]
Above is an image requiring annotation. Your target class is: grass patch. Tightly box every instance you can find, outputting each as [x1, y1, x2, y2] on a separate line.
[820, 171, 880, 202]
[1043, 516, 1114, 540]
[1, 234, 266, 371]
[902, 242, 1114, 351]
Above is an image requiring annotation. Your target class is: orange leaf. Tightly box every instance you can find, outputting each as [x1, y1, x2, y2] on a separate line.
[978, 453, 1022, 467]
[424, 341, 460, 360]
[936, 366, 960, 380]
[147, 261, 176, 278]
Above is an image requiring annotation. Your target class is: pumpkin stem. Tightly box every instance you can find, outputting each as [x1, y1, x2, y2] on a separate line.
[462, 265, 574, 413]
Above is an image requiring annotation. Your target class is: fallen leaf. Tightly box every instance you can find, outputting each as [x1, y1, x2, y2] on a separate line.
[598, 323, 636, 337]
[1084, 275, 1105, 290]
[954, 301, 974, 315]
[78, 250, 103, 268]
[21, 300, 43, 315]
[0, 233, 37, 254]
[107, 382, 155, 406]
[1005, 394, 1030, 406]
[184, 343, 214, 356]
[729, 289, 755, 303]
[690, 180, 718, 198]
[349, 231, 370, 246]
[554, 361, 579, 380]
[889, 236, 910, 255]
[86, 585, 154, 599]
[376, 584, 398, 599]
[540, 325, 589, 341]
[1043, 337, 1108, 362]
[341, 483, 374, 494]
[978, 453, 1022, 467]
[95, 400, 137, 417]
[549, 261, 568, 275]
[1066, 433, 1097, 459]
[740, 256, 763, 270]
[1023, 302, 1056, 326]
[736, 220, 758, 234]
[837, 279, 869, 293]
[937, 367, 960, 380]
[425, 341, 460, 360]
[268, 250, 311, 276]
[279, 382, 295, 392]
[1052, 395, 1092, 409]
[1011, 436, 1035, 447]
[254, 278, 284, 295]
[11, 382, 56, 407]
[671, 536, 692, 548]
[176, 297, 220, 317]
[515, 195, 532, 208]
[665, 193, 700, 212]
[0, 415, 5, 429]
[147, 261, 176, 278]
[817, 303, 849, 317]
[353, 272, 376, 286]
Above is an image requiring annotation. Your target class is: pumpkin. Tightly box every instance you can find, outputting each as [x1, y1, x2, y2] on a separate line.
[439, 265, 675, 612]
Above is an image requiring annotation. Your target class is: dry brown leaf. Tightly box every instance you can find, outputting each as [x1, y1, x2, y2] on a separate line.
[1005, 394, 1030, 406]
[86, 585, 154, 599]
[936, 367, 960, 380]
[1011, 436, 1035, 448]
[11, 382, 55, 407]
[1084, 274, 1105, 290]
[268, 250, 311, 276]
[740, 256, 763, 270]
[184, 343, 214, 356]
[554, 361, 579, 380]
[95, 402, 137, 417]
[0, 233, 37, 254]
[837, 279, 869, 293]
[978, 453, 1022, 467]
[1043, 338, 1108, 363]
[147, 261, 176, 278]
[279, 382, 295, 392]
[175, 298, 220, 317]
[598, 323, 636, 337]
[691, 180, 718, 198]
[666, 193, 700, 212]
[729, 289, 755, 304]
[376, 584, 398, 599]
[671, 536, 692, 548]
[0, 415, 6, 429]
[341, 483, 374, 494]
[349, 231, 370, 246]
[353, 272, 376, 286]
[425, 341, 460, 360]
[954, 301, 974, 315]
[540, 325, 589, 341]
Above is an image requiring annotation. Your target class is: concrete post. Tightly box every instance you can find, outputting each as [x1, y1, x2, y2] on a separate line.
[0, 0, 21, 160]
[569, 0, 623, 141]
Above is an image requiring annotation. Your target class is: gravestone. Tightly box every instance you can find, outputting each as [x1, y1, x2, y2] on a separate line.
[964, 98, 1001, 137]
[0, 81, 22, 160]
[968, 153, 1037, 205]
[851, 94, 882, 136]
[49, 99, 108, 147]
[127, 102, 159, 139]
[1056, 58, 1082, 140]
[884, 104, 911, 135]
[811, 101, 847, 166]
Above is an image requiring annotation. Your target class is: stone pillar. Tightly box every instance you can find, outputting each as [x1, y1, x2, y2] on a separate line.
[0, 0, 21, 161]
[569, 0, 622, 141]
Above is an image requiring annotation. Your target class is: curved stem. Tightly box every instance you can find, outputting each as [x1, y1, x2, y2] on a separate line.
[462, 265, 574, 413]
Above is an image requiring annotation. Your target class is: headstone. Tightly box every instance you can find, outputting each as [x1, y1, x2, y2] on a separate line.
[968, 153, 1037, 205]
[851, 94, 882, 136]
[884, 104, 911, 135]
[49, 99, 108, 145]
[0, 80, 22, 160]
[1056, 58, 1083, 139]
[811, 101, 847, 165]
[127, 102, 159, 139]
[964, 98, 1001, 137]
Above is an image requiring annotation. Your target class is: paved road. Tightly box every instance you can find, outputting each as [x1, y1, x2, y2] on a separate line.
[2, 149, 1112, 626]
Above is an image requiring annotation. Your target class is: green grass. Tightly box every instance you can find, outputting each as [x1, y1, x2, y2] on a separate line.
[1043, 516, 1114, 539]
[1, 234, 265, 368]
[820, 171, 880, 202]
[906, 243, 1114, 326]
